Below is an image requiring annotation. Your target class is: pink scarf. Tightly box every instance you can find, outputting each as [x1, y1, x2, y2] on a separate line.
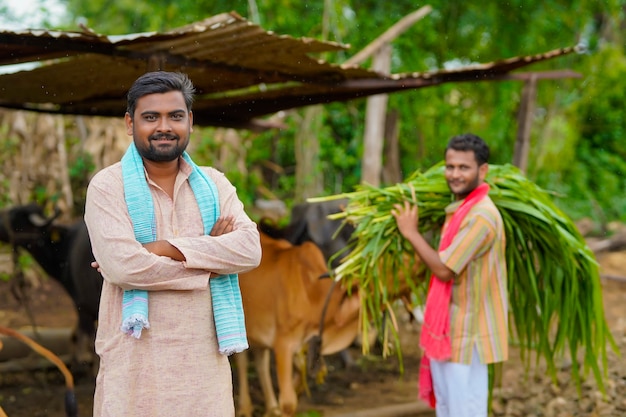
[418, 183, 490, 407]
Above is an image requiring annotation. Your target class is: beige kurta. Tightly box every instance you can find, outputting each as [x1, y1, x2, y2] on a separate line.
[84, 157, 261, 417]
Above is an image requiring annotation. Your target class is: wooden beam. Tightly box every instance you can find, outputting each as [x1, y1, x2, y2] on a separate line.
[344, 5, 432, 67]
[496, 69, 582, 81]
[341, 70, 581, 90]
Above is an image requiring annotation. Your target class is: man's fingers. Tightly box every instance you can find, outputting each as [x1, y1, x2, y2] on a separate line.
[224, 215, 235, 231]
[91, 261, 102, 273]
[392, 202, 416, 216]
[210, 215, 235, 236]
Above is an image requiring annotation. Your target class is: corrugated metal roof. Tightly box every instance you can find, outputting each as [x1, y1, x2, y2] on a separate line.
[0, 11, 578, 130]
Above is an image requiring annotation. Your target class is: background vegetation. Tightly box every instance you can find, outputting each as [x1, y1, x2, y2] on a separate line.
[2, 0, 625, 225]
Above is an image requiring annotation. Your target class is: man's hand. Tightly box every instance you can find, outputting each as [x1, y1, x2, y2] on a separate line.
[391, 200, 455, 282]
[391, 201, 419, 238]
[210, 215, 235, 236]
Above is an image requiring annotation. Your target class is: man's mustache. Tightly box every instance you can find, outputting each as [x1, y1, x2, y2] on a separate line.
[149, 133, 179, 141]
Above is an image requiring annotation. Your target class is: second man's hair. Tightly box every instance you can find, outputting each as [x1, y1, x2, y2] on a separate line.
[445, 133, 490, 165]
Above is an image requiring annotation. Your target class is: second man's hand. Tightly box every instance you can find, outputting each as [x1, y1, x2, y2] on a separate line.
[391, 200, 419, 239]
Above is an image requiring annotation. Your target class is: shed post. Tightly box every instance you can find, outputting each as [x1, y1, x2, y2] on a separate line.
[513, 74, 538, 173]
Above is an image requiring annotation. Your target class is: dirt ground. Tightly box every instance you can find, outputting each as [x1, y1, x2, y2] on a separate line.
[0, 248, 625, 417]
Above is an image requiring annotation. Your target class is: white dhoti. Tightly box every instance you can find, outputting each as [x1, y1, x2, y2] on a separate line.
[430, 345, 488, 417]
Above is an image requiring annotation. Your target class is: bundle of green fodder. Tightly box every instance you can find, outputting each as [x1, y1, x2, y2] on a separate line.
[309, 162, 616, 391]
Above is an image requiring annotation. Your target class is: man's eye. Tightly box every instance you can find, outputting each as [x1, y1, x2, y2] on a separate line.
[171, 114, 184, 120]
[144, 115, 157, 121]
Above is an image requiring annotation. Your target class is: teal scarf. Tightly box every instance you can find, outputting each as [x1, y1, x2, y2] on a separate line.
[120, 142, 248, 355]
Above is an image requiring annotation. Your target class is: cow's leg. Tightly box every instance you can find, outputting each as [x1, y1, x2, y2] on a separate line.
[273, 341, 298, 417]
[252, 348, 280, 417]
[234, 351, 254, 417]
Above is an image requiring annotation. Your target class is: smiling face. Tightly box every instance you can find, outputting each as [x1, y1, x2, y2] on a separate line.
[444, 148, 488, 200]
[125, 90, 193, 163]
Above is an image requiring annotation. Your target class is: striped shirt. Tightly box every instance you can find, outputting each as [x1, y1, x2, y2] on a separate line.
[439, 195, 508, 364]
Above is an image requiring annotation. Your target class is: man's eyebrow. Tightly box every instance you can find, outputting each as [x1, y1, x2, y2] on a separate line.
[139, 109, 186, 116]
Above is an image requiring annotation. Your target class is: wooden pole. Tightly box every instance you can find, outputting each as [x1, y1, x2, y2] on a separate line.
[513, 74, 538, 173]
[361, 44, 392, 186]
[295, 105, 324, 201]
[350, 6, 432, 186]
[382, 109, 401, 185]
[506, 71, 580, 170]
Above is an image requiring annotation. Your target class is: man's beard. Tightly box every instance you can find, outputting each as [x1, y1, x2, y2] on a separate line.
[136, 132, 188, 162]
[447, 172, 480, 199]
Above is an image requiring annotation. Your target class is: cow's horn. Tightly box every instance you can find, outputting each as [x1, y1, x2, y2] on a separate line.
[29, 212, 51, 227]
[29, 206, 62, 227]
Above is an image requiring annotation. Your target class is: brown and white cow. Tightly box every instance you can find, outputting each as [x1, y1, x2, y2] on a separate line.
[235, 231, 360, 417]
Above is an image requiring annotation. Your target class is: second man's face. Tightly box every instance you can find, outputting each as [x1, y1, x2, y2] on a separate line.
[126, 91, 193, 163]
[444, 149, 487, 199]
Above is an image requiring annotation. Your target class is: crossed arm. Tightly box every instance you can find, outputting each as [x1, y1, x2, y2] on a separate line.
[91, 215, 236, 270]
[141, 215, 235, 261]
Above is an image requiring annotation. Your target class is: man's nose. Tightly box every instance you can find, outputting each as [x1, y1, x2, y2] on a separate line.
[156, 118, 172, 132]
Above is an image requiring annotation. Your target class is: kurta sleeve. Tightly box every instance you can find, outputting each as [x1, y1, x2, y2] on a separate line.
[85, 164, 210, 291]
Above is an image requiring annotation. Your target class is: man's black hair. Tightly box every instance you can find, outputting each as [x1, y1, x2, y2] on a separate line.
[126, 71, 196, 117]
[445, 133, 490, 165]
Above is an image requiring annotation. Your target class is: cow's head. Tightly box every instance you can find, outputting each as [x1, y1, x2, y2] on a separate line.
[0, 204, 62, 246]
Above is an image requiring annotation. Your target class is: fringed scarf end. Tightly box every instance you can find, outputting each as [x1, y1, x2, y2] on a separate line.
[120, 315, 150, 339]
[417, 356, 437, 408]
[218, 342, 249, 356]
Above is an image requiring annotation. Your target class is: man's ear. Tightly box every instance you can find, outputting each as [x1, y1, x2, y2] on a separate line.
[189, 110, 194, 133]
[125, 112, 133, 136]
[479, 162, 488, 182]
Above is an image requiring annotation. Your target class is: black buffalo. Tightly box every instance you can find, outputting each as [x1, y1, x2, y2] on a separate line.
[0, 203, 101, 373]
